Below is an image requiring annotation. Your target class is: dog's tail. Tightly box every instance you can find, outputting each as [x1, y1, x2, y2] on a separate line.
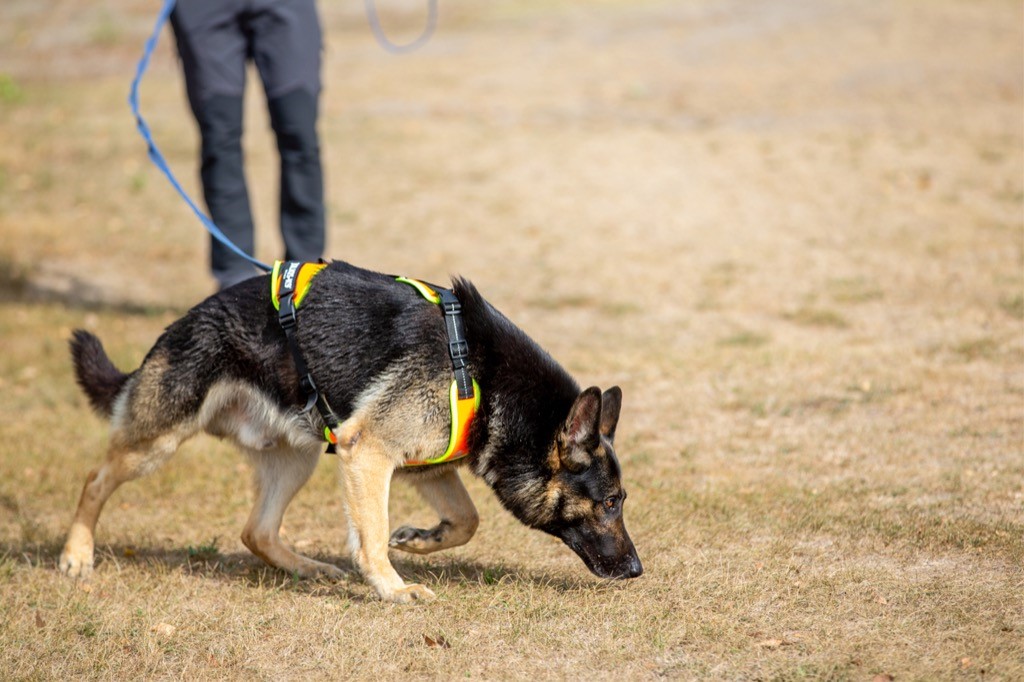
[70, 330, 130, 418]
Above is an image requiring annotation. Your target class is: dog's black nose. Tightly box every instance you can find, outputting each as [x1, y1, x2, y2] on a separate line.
[625, 555, 643, 578]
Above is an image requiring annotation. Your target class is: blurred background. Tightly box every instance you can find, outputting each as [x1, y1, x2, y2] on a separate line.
[0, 1, 1021, 678]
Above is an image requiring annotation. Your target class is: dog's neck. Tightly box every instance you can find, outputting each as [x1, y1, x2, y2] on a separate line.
[457, 286, 579, 527]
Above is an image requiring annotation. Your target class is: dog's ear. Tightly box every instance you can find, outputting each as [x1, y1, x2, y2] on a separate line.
[600, 386, 622, 443]
[559, 387, 602, 472]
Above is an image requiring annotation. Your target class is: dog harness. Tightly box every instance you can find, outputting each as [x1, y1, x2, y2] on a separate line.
[271, 260, 341, 446]
[395, 277, 481, 466]
[271, 261, 480, 466]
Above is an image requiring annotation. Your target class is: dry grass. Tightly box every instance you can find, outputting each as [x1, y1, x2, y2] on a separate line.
[1, 0, 1022, 679]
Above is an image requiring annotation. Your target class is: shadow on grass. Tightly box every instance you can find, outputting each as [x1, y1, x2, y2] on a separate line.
[1, 539, 597, 600]
[0, 259, 186, 317]
[391, 555, 597, 594]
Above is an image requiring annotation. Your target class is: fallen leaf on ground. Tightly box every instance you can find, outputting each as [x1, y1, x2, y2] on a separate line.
[423, 634, 450, 649]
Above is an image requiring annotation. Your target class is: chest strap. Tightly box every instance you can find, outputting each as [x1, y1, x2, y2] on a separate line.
[396, 276, 481, 466]
[271, 260, 340, 446]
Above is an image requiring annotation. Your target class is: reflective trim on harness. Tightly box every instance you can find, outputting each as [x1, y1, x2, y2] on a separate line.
[403, 378, 481, 467]
[395, 276, 440, 304]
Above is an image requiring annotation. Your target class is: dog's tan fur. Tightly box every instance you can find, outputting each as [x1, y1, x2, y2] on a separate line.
[60, 363, 475, 602]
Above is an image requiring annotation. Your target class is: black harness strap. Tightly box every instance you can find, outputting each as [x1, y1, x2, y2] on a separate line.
[276, 261, 341, 447]
[437, 287, 474, 401]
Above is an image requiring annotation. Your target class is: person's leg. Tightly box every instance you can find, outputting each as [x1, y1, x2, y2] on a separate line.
[249, 0, 325, 263]
[268, 90, 325, 263]
[171, 0, 259, 289]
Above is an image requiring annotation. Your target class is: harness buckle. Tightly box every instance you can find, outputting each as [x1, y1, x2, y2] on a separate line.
[449, 339, 469, 359]
[278, 298, 298, 331]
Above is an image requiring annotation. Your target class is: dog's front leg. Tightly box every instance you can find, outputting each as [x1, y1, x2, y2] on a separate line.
[336, 424, 435, 603]
[390, 468, 479, 554]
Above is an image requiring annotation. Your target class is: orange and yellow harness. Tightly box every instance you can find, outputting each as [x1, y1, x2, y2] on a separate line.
[271, 261, 480, 467]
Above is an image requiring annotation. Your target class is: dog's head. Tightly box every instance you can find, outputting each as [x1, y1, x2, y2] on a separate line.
[538, 386, 643, 580]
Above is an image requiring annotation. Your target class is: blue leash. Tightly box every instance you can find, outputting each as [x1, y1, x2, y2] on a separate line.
[129, 0, 271, 272]
[129, 0, 439, 274]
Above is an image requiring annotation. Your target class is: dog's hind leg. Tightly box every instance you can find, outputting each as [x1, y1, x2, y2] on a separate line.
[240, 448, 344, 579]
[59, 430, 184, 578]
[389, 469, 479, 555]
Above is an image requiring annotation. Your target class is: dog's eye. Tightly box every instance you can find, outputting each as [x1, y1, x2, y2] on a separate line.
[603, 495, 620, 511]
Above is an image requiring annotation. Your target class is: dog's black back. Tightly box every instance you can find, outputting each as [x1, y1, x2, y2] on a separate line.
[152, 262, 581, 469]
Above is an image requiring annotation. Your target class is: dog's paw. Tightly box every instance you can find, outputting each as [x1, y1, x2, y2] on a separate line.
[389, 523, 448, 554]
[382, 583, 436, 604]
[58, 545, 94, 579]
[299, 560, 346, 581]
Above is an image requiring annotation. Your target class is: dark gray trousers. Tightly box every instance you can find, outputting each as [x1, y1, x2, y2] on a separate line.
[171, 0, 325, 288]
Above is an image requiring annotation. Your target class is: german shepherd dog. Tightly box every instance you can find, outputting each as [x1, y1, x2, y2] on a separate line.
[60, 261, 642, 602]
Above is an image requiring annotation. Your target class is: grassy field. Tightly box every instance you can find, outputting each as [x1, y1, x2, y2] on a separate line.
[1, 0, 1022, 678]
